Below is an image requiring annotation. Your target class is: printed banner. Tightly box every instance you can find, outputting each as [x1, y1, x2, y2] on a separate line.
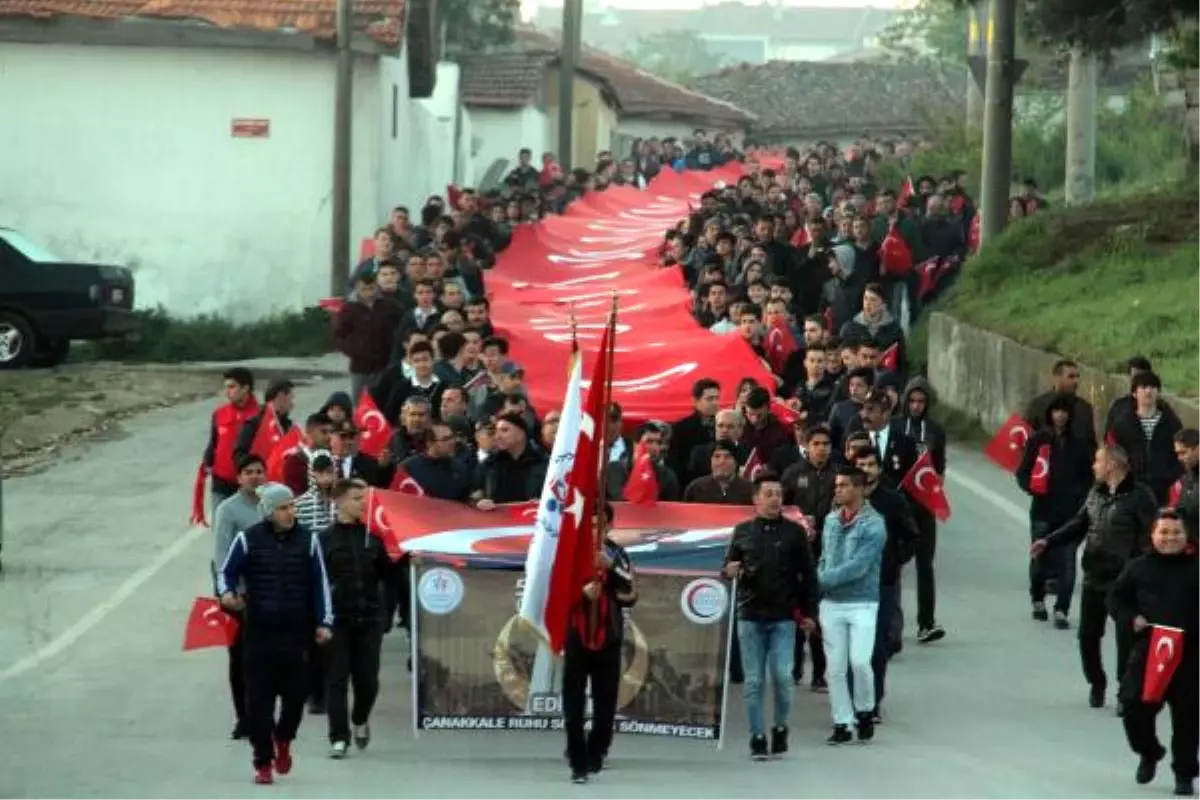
[412, 560, 732, 741]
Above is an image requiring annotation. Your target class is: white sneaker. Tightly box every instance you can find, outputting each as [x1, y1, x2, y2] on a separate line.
[330, 740, 349, 759]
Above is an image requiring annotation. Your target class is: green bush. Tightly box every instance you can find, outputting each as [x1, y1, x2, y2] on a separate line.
[75, 306, 334, 363]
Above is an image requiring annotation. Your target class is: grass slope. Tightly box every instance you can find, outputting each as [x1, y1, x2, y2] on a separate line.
[942, 182, 1199, 396]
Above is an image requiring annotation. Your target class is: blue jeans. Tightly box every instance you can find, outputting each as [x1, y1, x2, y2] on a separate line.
[1031, 520, 1077, 614]
[737, 618, 796, 738]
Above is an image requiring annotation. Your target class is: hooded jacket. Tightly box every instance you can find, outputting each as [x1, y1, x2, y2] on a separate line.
[900, 377, 947, 475]
[1024, 389, 1097, 449]
[1044, 474, 1158, 590]
[839, 309, 904, 358]
[1015, 392, 1094, 525]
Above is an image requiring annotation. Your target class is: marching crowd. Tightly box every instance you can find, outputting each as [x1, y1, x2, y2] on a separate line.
[196, 132, 1198, 793]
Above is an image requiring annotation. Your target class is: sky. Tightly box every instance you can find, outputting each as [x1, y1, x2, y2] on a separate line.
[522, 0, 910, 19]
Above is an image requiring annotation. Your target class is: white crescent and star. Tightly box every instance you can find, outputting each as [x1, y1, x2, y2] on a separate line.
[1032, 455, 1050, 481]
[1155, 635, 1176, 671]
[1008, 425, 1029, 451]
[915, 466, 941, 495]
[360, 409, 386, 439]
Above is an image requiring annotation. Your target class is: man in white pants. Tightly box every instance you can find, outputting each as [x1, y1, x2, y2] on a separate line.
[818, 464, 887, 745]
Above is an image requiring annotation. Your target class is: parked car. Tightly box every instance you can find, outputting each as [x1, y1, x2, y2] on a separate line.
[0, 227, 136, 368]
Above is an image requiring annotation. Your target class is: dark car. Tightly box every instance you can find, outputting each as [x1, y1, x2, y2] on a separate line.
[0, 227, 136, 368]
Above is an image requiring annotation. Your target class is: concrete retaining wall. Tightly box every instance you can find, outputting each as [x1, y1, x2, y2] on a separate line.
[927, 312, 1199, 434]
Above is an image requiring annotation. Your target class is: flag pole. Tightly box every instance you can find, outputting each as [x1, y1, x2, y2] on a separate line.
[588, 292, 619, 642]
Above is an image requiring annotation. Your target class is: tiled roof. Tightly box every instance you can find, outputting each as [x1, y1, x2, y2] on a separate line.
[459, 50, 553, 107]
[690, 60, 965, 137]
[513, 27, 754, 127]
[0, 0, 405, 46]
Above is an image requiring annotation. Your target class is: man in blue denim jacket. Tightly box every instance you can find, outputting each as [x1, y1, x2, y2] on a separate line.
[818, 464, 887, 745]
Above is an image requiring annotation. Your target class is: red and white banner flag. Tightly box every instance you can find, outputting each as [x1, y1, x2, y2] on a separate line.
[182, 596, 239, 652]
[983, 413, 1033, 474]
[354, 388, 394, 459]
[518, 328, 611, 654]
[366, 487, 403, 561]
[1143, 624, 1186, 703]
[901, 450, 952, 522]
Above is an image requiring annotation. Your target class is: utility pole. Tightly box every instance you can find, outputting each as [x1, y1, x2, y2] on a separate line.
[557, 0, 583, 169]
[330, 0, 354, 296]
[965, 3, 986, 130]
[978, 0, 1017, 245]
[1064, 46, 1098, 205]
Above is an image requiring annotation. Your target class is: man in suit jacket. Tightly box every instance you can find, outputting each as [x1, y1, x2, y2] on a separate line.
[667, 378, 721, 484]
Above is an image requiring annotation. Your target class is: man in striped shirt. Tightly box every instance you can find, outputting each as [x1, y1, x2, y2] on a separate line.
[294, 452, 338, 714]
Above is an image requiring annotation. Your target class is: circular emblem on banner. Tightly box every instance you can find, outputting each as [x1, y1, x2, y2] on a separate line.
[418, 568, 464, 615]
[680, 578, 729, 625]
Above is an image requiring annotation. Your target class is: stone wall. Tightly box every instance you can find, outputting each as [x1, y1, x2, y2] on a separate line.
[927, 312, 1199, 434]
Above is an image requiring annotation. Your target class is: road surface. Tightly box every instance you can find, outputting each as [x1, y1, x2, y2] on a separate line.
[0, 383, 1147, 798]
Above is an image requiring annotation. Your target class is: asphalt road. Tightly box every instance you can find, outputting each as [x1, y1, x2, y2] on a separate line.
[0, 385, 1152, 798]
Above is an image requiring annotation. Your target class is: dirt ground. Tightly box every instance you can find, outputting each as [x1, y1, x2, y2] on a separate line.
[0, 364, 224, 476]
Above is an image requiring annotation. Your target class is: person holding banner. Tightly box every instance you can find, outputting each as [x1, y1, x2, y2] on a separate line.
[723, 472, 818, 761]
[1107, 510, 1198, 796]
[563, 502, 637, 784]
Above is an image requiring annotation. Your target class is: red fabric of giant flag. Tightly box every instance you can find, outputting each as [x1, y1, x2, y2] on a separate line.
[183, 596, 239, 651]
[901, 451, 952, 522]
[984, 413, 1034, 473]
[519, 325, 612, 654]
[1143, 625, 1185, 703]
[354, 389, 394, 459]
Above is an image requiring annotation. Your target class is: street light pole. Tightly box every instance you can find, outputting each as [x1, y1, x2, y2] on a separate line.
[979, 0, 1017, 245]
[331, 0, 355, 295]
[557, 0, 583, 169]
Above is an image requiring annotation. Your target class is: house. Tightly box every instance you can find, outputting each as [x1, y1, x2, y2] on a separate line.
[691, 60, 965, 145]
[0, 0, 460, 321]
[534, 2, 898, 66]
[460, 27, 754, 182]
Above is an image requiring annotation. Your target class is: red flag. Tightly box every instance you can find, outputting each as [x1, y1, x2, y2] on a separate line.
[984, 413, 1034, 473]
[1169, 479, 1184, 507]
[1030, 443, 1051, 496]
[916, 257, 942, 300]
[508, 499, 539, 523]
[878, 342, 900, 373]
[353, 388, 394, 459]
[1105, 430, 1117, 447]
[182, 596, 239, 651]
[190, 464, 209, 527]
[901, 450, 952, 522]
[249, 405, 282, 461]
[898, 175, 915, 208]
[463, 370, 490, 393]
[879, 224, 914, 276]
[741, 447, 765, 481]
[318, 297, 346, 314]
[265, 425, 303, 483]
[388, 463, 426, 495]
[967, 213, 981, 254]
[764, 317, 799, 376]
[366, 487, 403, 561]
[770, 397, 801, 426]
[1143, 625, 1186, 703]
[823, 307, 835, 333]
[624, 443, 660, 505]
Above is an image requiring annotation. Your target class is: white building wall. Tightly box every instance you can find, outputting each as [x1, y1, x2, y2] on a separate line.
[0, 42, 391, 320]
[467, 106, 549, 188]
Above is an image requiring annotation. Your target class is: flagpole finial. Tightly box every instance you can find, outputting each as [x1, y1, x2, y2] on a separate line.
[568, 303, 578, 349]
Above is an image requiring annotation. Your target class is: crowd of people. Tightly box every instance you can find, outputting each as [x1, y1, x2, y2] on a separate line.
[195, 131, 1197, 794]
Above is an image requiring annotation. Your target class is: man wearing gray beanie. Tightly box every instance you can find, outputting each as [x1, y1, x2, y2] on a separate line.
[218, 482, 334, 785]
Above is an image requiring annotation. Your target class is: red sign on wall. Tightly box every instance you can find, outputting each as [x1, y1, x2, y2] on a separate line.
[231, 118, 270, 138]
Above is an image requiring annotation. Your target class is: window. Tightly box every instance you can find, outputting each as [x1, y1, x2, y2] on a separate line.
[392, 84, 399, 140]
[0, 230, 62, 263]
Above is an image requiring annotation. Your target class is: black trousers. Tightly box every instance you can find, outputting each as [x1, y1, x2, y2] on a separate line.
[309, 641, 325, 705]
[913, 507, 938, 629]
[794, 625, 827, 683]
[325, 622, 384, 743]
[1078, 584, 1134, 692]
[244, 636, 309, 768]
[1121, 650, 1199, 780]
[386, 555, 412, 630]
[562, 636, 621, 774]
[227, 619, 246, 725]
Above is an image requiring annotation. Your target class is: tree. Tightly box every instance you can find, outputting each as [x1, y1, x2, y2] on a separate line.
[620, 30, 729, 84]
[878, 0, 969, 65]
[441, 0, 521, 56]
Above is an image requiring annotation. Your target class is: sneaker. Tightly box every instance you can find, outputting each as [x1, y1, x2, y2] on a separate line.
[254, 766, 274, 785]
[570, 771, 588, 785]
[231, 720, 248, 740]
[1088, 686, 1105, 709]
[353, 724, 371, 750]
[750, 734, 769, 761]
[307, 699, 326, 715]
[811, 676, 829, 693]
[1174, 777, 1196, 796]
[826, 725, 853, 746]
[1031, 601, 1048, 621]
[1053, 611, 1070, 629]
[274, 739, 293, 775]
[917, 625, 946, 644]
[587, 755, 604, 774]
[1136, 754, 1161, 785]
[855, 712, 875, 743]
[770, 726, 789, 756]
[330, 741, 349, 760]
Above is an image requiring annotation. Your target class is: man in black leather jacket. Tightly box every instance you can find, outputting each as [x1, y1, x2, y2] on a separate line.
[1032, 445, 1158, 710]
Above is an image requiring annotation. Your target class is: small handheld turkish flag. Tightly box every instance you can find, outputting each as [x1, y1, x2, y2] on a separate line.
[248, 404, 281, 461]
[764, 317, 799, 376]
[366, 488, 403, 561]
[265, 425, 303, 483]
[183, 596, 238, 651]
[878, 342, 900, 373]
[741, 447, 765, 481]
[1143, 625, 1185, 703]
[901, 451, 952, 522]
[770, 397, 802, 426]
[984, 413, 1034, 473]
[1169, 479, 1184, 507]
[354, 389, 395, 460]
[624, 444, 660, 506]
[389, 464, 426, 495]
[1030, 443, 1052, 496]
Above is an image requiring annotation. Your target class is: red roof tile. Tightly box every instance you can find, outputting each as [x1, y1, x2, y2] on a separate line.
[0, 0, 405, 46]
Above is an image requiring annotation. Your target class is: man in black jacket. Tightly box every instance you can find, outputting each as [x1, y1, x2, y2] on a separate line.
[667, 378, 720, 484]
[723, 473, 819, 761]
[1032, 445, 1158, 709]
[1016, 393, 1094, 627]
[472, 412, 549, 506]
[1023, 358, 1098, 450]
[218, 483, 334, 785]
[1173, 428, 1199, 542]
[1107, 371, 1184, 505]
[319, 479, 392, 758]
[400, 423, 474, 502]
[854, 446, 918, 720]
